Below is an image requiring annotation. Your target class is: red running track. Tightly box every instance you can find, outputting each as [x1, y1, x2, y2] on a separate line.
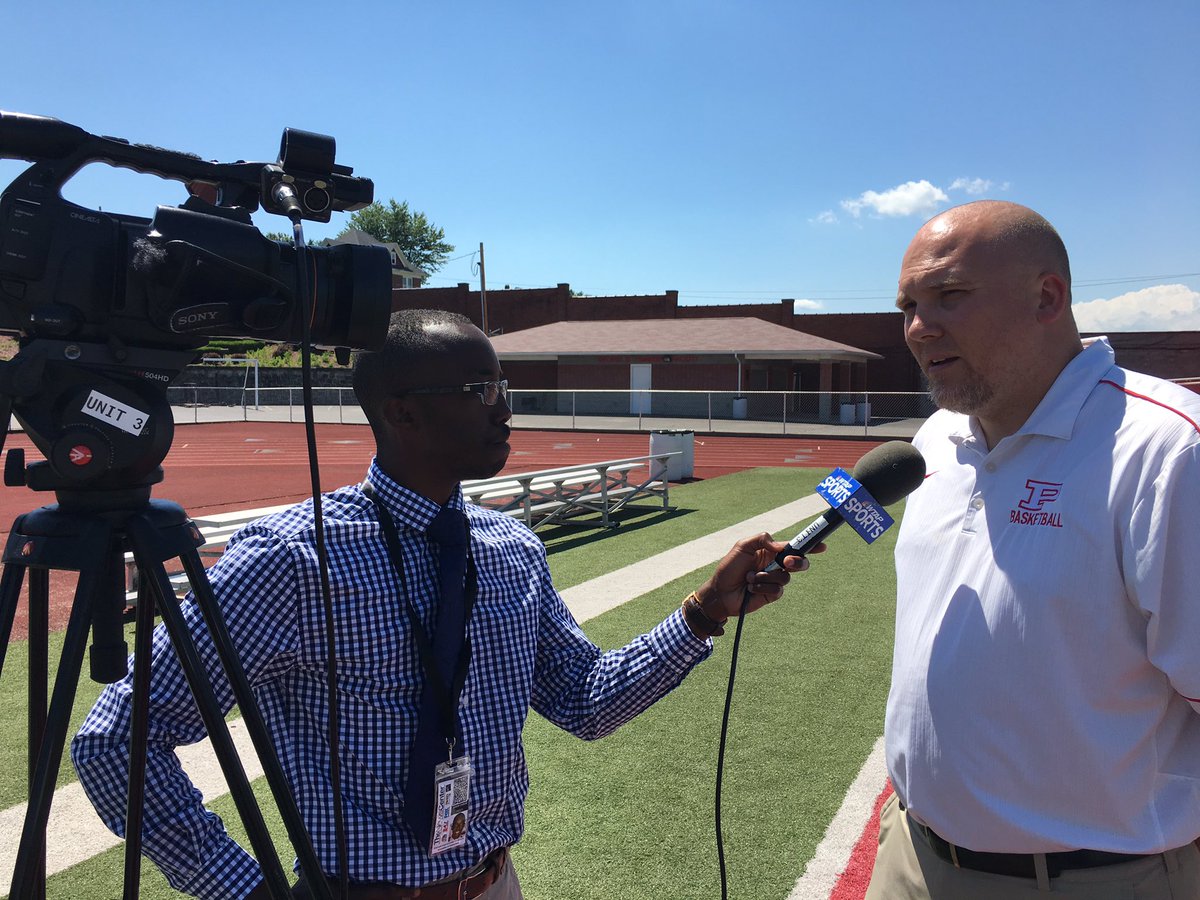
[2, 423, 884, 639]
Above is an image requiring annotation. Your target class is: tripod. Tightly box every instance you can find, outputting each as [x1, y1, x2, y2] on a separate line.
[0, 471, 334, 900]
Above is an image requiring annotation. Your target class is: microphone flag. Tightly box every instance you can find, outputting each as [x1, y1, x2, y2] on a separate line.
[814, 468, 894, 544]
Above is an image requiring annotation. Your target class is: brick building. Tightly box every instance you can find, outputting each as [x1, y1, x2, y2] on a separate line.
[488, 317, 880, 419]
[397, 283, 1199, 392]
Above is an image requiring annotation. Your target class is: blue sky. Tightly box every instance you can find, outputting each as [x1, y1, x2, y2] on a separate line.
[3, 1, 1198, 332]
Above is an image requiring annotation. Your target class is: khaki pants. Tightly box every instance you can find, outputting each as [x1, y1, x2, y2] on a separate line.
[481, 860, 522, 900]
[865, 793, 1200, 899]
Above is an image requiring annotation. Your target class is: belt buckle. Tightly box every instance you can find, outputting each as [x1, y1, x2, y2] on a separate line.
[455, 863, 483, 900]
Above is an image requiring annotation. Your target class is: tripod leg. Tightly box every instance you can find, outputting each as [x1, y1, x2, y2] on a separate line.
[122, 572, 157, 900]
[127, 527, 294, 900]
[0, 560, 48, 899]
[29, 568, 49, 900]
[173, 539, 335, 900]
[0, 557, 28, 677]
[9, 566, 96, 900]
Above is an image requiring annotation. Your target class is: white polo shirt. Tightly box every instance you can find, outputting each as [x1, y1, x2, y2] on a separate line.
[887, 337, 1200, 854]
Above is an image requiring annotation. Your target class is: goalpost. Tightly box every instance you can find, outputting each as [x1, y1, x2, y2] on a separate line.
[199, 356, 261, 410]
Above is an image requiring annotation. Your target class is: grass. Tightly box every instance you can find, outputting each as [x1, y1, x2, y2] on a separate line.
[519, 505, 899, 900]
[2, 467, 899, 899]
[0, 624, 137, 808]
[1, 469, 825, 810]
[541, 467, 825, 588]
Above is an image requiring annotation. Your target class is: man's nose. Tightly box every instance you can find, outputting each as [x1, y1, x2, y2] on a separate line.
[492, 392, 513, 423]
[905, 308, 941, 342]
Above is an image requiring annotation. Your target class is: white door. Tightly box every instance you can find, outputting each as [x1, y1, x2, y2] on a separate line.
[630, 364, 652, 414]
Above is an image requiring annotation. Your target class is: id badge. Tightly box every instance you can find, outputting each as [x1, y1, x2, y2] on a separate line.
[428, 754, 472, 856]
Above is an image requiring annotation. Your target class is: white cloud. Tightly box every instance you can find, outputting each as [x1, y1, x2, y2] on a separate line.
[950, 177, 995, 195]
[1073, 284, 1200, 332]
[828, 176, 1007, 222]
[840, 180, 948, 218]
[794, 298, 823, 310]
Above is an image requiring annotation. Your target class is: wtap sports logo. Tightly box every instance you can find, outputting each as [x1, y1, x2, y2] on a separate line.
[1010, 479, 1064, 528]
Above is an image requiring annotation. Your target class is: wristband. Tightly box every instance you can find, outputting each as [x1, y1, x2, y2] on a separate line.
[682, 591, 727, 637]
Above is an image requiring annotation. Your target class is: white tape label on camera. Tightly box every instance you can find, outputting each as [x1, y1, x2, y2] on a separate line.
[82, 391, 149, 436]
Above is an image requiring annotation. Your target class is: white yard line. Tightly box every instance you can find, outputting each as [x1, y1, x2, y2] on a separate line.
[786, 735, 887, 900]
[2, 493, 828, 893]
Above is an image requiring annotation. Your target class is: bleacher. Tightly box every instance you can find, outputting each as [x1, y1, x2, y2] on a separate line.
[125, 452, 678, 602]
[461, 452, 676, 530]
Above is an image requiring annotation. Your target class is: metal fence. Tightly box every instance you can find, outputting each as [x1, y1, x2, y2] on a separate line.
[165, 385, 935, 438]
[506, 388, 934, 438]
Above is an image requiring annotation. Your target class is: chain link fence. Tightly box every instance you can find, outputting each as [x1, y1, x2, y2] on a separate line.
[505, 388, 933, 438]
[167, 385, 370, 425]
[165, 385, 934, 437]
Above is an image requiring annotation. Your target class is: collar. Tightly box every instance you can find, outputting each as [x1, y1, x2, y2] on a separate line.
[946, 337, 1116, 450]
[364, 458, 467, 534]
[1013, 336, 1116, 441]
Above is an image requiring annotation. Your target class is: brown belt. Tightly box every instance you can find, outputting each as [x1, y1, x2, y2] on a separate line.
[294, 847, 508, 900]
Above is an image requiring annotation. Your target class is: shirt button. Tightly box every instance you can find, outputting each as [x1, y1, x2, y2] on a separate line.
[971, 497, 984, 510]
[985, 463, 997, 473]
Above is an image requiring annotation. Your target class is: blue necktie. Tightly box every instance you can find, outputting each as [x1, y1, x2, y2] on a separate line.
[403, 507, 469, 846]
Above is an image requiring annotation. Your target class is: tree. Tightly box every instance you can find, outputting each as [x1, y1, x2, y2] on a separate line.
[339, 199, 454, 273]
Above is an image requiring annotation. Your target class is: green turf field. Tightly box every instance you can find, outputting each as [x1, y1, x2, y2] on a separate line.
[1, 467, 899, 899]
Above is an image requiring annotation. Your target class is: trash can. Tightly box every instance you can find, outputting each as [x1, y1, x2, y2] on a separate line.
[839, 403, 855, 425]
[649, 429, 695, 481]
[731, 397, 748, 419]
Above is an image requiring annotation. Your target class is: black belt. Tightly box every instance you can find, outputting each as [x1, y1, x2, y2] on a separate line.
[906, 812, 1154, 879]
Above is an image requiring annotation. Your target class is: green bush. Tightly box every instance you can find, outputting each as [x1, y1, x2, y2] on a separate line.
[195, 341, 343, 368]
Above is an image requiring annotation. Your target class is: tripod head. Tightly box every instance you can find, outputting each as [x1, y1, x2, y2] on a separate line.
[0, 338, 191, 499]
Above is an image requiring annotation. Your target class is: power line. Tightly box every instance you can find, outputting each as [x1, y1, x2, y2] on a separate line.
[1074, 272, 1199, 287]
[680, 273, 1200, 300]
[418, 271, 1199, 299]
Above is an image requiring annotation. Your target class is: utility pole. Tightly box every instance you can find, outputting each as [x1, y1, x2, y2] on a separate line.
[478, 242, 489, 334]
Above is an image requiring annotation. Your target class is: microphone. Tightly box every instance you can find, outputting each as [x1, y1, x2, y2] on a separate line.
[769, 440, 926, 569]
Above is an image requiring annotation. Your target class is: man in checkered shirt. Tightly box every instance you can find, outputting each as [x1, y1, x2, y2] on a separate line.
[73, 308, 810, 899]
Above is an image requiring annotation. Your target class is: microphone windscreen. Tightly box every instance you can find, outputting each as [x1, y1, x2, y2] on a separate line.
[850, 441, 926, 507]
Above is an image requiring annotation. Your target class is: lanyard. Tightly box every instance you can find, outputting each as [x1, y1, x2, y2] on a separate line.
[362, 483, 477, 746]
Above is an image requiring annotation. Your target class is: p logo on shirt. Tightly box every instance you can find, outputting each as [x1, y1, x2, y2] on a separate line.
[1018, 480, 1062, 512]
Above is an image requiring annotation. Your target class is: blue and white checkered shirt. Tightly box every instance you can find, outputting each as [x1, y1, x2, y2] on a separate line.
[72, 460, 712, 899]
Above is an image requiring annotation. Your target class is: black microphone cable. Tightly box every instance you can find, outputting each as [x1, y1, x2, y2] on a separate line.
[714, 587, 754, 900]
[288, 202, 350, 900]
[710, 442, 926, 899]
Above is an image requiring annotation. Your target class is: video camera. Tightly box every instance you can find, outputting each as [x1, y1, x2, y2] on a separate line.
[0, 112, 392, 492]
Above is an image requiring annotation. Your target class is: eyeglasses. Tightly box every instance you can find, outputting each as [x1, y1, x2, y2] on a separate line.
[402, 379, 509, 406]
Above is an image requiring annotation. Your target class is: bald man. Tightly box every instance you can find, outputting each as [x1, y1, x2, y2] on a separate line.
[867, 202, 1200, 899]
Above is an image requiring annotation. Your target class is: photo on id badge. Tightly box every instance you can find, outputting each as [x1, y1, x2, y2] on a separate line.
[430, 755, 472, 856]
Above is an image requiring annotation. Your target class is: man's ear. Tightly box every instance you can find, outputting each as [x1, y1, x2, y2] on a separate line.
[1035, 272, 1071, 324]
[381, 395, 420, 432]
